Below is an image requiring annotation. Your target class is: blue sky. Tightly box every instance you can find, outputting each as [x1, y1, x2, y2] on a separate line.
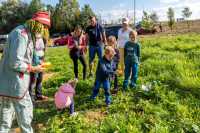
[16, 0, 200, 23]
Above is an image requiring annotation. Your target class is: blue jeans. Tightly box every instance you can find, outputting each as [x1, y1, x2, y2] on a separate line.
[89, 43, 104, 64]
[91, 80, 111, 105]
[123, 62, 138, 90]
[69, 98, 74, 114]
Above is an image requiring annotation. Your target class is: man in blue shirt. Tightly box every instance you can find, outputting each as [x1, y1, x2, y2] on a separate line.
[86, 16, 107, 77]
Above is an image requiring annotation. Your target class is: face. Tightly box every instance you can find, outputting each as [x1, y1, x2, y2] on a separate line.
[90, 17, 97, 27]
[35, 33, 42, 39]
[122, 23, 128, 30]
[105, 51, 114, 61]
[129, 32, 136, 42]
[108, 38, 116, 48]
[74, 29, 82, 37]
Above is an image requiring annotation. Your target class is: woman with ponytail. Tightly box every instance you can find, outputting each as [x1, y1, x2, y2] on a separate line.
[66, 26, 87, 80]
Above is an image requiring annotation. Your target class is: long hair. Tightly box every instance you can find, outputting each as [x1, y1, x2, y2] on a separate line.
[25, 19, 49, 44]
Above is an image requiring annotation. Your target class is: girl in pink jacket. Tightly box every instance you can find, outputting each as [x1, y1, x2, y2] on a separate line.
[54, 79, 78, 115]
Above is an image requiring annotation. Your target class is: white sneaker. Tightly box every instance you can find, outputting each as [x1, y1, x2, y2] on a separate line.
[70, 112, 78, 117]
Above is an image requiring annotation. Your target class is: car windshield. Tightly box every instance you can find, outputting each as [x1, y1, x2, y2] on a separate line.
[0, 38, 7, 44]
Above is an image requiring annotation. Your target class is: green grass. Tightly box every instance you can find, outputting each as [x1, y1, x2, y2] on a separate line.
[33, 34, 200, 133]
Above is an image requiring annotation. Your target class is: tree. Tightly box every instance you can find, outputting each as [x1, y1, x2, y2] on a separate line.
[167, 7, 175, 31]
[27, 0, 44, 18]
[182, 7, 192, 30]
[78, 4, 96, 30]
[150, 12, 159, 23]
[0, 0, 29, 34]
[52, 0, 80, 33]
[141, 11, 153, 30]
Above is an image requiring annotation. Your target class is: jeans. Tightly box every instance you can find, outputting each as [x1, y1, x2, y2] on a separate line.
[70, 53, 87, 80]
[69, 99, 74, 114]
[113, 73, 118, 90]
[0, 93, 33, 133]
[91, 80, 111, 105]
[123, 62, 138, 90]
[89, 43, 104, 65]
[29, 72, 43, 100]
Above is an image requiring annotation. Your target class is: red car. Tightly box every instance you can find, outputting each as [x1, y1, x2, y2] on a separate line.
[137, 27, 157, 35]
[54, 36, 68, 46]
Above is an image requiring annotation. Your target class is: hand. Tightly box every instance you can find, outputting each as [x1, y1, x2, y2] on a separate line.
[30, 65, 45, 73]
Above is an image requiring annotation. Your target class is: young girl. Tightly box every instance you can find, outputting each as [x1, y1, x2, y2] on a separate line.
[29, 38, 48, 101]
[123, 30, 140, 90]
[66, 26, 87, 80]
[55, 79, 78, 116]
[107, 36, 120, 94]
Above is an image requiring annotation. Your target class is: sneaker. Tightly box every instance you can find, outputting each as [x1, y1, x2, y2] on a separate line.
[106, 102, 111, 107]
[70, 112, 78, 117]
[36, 95, 48, 101]
[111, 89, 118, 95]
[89, 96, 96, 101]
[88, 73, 93, 78]
[129, 84, 136, 89]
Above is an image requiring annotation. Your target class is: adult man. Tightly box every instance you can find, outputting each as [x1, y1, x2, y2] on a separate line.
[86, 16, 107, 77]
[0, 11, 51, 133]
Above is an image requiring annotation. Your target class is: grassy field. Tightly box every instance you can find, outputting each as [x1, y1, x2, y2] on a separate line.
[1, 34, 200, 132]
[31, 33, 200, 133]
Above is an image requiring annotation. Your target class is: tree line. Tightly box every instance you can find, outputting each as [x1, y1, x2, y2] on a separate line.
[141, 7, 192, 31]
[0, 0, 193, 34]
[0, 0, 95, 34]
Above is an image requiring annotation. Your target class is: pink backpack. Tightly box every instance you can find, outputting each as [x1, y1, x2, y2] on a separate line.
[54, 83, 75, 109]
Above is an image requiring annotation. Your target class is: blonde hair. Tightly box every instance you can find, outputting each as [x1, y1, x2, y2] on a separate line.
[26, 19, 49, 42]
[68, 79, 78, 88]
[105, 46, 115, 56]
[107, 35, 117, 48]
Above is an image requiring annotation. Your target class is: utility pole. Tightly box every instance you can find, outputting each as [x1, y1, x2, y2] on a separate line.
[134, 0, 136, 27]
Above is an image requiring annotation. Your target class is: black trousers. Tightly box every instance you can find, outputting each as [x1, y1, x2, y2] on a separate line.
[70, 52, 87, 80]
[29, 72, 43, 100]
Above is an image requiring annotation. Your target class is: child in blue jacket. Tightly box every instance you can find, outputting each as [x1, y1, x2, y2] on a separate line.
[90, 46, 116, 106]
[123, 30, 140, 90]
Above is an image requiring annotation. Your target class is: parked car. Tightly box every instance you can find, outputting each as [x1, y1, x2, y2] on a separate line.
[136, 27, 157, 35]
[54, 35, 68, 46]
[51, 33, 60, 38]
[105, 25, 121, 39]
[0, 35, 8, 53]
[135, 22, 158, 35]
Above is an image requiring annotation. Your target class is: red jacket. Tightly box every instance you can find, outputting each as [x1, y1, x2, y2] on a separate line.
[66, 35, 87, 54]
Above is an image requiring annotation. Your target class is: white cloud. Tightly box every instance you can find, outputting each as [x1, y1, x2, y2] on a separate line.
[160, 0, 181, 4]
[99, 0, 200, 24]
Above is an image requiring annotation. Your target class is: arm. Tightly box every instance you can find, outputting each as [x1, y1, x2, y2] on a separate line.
[100, 26, 107, 45]
[102, 31, 107, 45]
[124, 43, 127, 61]
[80, 35, 87, 50]
[116, 49, 120, 63]
[66, 36, 75, 49]
[137, 43, 141, 62]
[85, 27, 89, 45]
[117, 29, 121, 48]
[100, 62, 114, 76]
[8, 31, 31, 73]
